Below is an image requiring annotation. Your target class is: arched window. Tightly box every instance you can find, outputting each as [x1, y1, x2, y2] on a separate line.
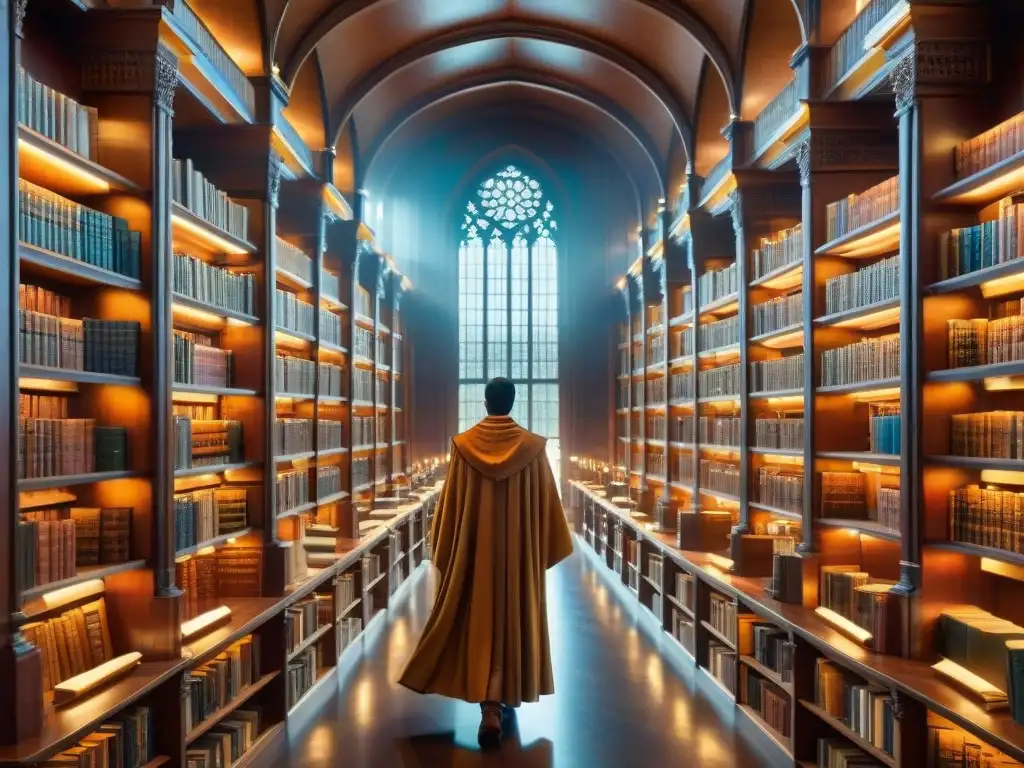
[458, 165, 560, 456]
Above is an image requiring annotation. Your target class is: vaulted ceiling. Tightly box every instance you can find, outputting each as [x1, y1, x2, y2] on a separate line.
[196, 0, 810, 213]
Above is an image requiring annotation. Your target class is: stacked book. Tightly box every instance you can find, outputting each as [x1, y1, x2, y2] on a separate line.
[275, 289, 314, 337]
[31, 706, 153, 768]
[173, 252, 256, 316]
[753, 292, 802, 337]
[951, 410, 1024, 458]
[276, 354, 316, 395]
[321, 307, 343, 347]
[355, 326, 374, 358]
[173, 330, 231, 388]
[353, 456, 371, 489]
[698, 263, 739, 307]
[699, 362, 741, 398]
[276, 237, 312, 283]
[755, 416, 803, 450]
[699, 415, 740, 447]
[319, 361, 345, 398]
[21, 597, 115, 696]
[18, 178, 141, 279]
[18, 69, 99, 159]
[173, 487, 248, 551]
[319, 419, 344, 451]
[756, 466, 803, 513]
[814, 658, 895, 756]
[821, 335, 900, 387]
[940, 195, 1024, 280]
[274, 418, 314, 456]
[317, 465, 343, 500]
[172, 414, 243, 470]
[948, 485, 1024, 554]
[752, 224, 803, 279]
[751, 353, 803, 393]
[171, 157, 249, 241]
[353, 415, 377, 447]
[824, 255, 899, 316]
[183, 635, 261, 733]
[276, 468, 310, 515]
[699, 459, 740, 497]
[354, 368, 373, 402]
[699, 316, 739, 352]
[825, 176, 899, 242]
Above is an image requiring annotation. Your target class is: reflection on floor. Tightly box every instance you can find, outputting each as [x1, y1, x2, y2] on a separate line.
[266, 545, 769, 767]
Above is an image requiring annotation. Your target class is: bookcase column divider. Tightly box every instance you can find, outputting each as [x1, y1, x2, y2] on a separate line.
[795, 140, 816, 555]
[688, 212, 706, 522]
[347, 241, 362, 535]
[391, 278, 402, 486]
[632, 268, 653, 514]
[372, 251, 385, 502]
[0, 0, 44, 746]
[618, 283, 631, 483]
[654, 251, 676, 532]
[728, 189, 752, 537]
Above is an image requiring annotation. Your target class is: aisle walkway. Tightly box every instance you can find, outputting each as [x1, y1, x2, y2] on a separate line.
[273, 545, 768, 767]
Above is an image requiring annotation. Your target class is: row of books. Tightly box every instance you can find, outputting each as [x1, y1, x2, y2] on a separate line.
[19, 178, 141, 279]
[647, 335, 665, 365]
[354, 368, 374, 402]
[286, 596, 322, 653]
[748, 622, 793, 680]
[186, 708, 261, 768]
[183, 635, 261, 734]
[23, 597, 116, 696]
[670, 327, 695, 359]
[742, 667, 790, 738]
[668, 415, 694, 444]
[18, 68, 99, 160]
[38, 706, 153, 768]
[674, 452, 696, 485]
[820, 335, 900, 388]
[274, 418, 314, 456]
[646, 553, 663, 585]
[173, 252, 256, 317]
[751, 353, 803, 393]
[318, 465, 343, 500]
[699, 416, 741, 447]
[699, 263, 739, 308]
[277, 468, 310, 515]
[814, 658, 896, 756]
[355, 326, 374, 359]
[670, 371, 695, 401]
[949, 484, 1024, 555]
[752, 224, 802, 280]
[172, 157, 249, 242]
[708, 642, 737, 691]
[947, 315, 1024, 368]
[177, 547, 262, 620]
[277, 237, 312, 284]
[824, 255, 899, 317]
[338, 616, 364, 656]
[821, 471, 868, 518]
[173, 415, 243, 470]
[700, 459, 740, 497]
[353, 415, 378, 447]
[868, 403, 901, 455]
[699, 362, 741, 398]
[322, 270, 341, 300]
[755, 416, 803, 450]
[276, 354, 316, 395]
[20, 311, 140, 377]
[825, 176, 899, 243]
[648, 452, 665, 478]
[670, 609, 695, 653]
[956, 112, 1024, 179]
[819, 566, 898, 654]
[753, 292, 801, 338]
[319, 419, 344, 450]
[647, 377, 666, 405]
[951, 410, 1024, 459]
[276, 289, 315, 337]
[174, 330, 231, 388]
[20, 283, 71, 316]
[173, 487, 248, 552]
[814, 738, 883, 767]
[647, 415, 667, 441]
[939, 196, 1024, 281]
[320, 361, 344, 398]
[675, 572, 694, 609]
[876, 487, 901, 535]
[708, 592, 738, 643]
[700, 316, 739, 352]
[353, 456, 371, 489]
[19, 418, 128, 480]
[322, 307, 343, 348]
[755, 466, 803, 514]
[19, 506, 131, 590]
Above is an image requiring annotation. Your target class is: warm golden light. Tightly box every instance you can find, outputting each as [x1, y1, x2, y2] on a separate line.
[765, 394, 804, 405]
[851, 387, 901, 401]
[942, 164, 1024, 206]
[984, 376, 1024, 392]
[18, 137, 111, 193]
[172, 212, 249, 254]
[756, 264, 803, 291]
[52, 652, 142, 705]
[181, 605, 232, 642]
[172, 390, 220, 404]
[707, 554, 734, 571]
[815, 607, 872, 643]
[852, 462, 900, 475]
[172, 301, 227, 328]
[760, 328, 804, 349]
[19, 377, 79, 393]
[195, 546, 217, 557]
[38, 578, 106, 613]
[831, 304, 901, 331]
[324, 184, 354, 221]
[932, 657, 1007, 703]
[820, 218, 900, 258]
[981, 557, 1024, 582]
[980, 469, 1024, 485]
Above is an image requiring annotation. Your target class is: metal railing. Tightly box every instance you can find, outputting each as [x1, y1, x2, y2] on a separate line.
[170, 0, 256, 117]
[752, 80, 800, 154]
[823, 0, 901, 93]
[701, 153, 732, 200]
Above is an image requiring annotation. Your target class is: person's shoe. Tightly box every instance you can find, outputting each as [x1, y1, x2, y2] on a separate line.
[478, 703, 502, 749]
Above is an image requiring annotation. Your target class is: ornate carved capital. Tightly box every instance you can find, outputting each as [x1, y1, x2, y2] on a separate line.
[83, 45, 179, 113]
[155, 45, 178, 112]
[15, 0, 27, 38]
[889, 52, 916, 116]
[267, 152, 282, 208]
[320, 210, 337, 252]
[795, 139, 811, 187]
[728, 190, 743, 235]
[808, 130, 899, 172]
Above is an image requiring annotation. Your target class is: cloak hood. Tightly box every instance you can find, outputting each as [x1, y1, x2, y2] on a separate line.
[452, 416, 547, 482]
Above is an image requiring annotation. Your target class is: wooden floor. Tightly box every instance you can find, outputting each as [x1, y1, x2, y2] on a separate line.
[261, 544, 770, 767]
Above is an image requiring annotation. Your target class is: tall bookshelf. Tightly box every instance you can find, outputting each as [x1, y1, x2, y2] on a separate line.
[0, 1, 430, 763]
[594, 1, 1024, 765]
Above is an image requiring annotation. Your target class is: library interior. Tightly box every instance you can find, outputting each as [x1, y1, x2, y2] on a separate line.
[5, 0, 1024, 765]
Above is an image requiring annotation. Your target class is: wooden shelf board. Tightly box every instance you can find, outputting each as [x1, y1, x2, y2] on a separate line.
[814, 211, 900, 259]
[18, 124, 144, 197]
[318, 395, 348, 405]
[928, 540, 1024, 566]
[173, 384, 258, 398]
[318, 447, 348, 457]
[749, 261, 802, 291]
[700, 293, 740, 317]
[18, 470, 142, 492]
[275, 266, 312, 291]
[172, 293, 259, 326]
[700, 444, 740, 454]
[664, 592, 694, 617]
[278, 501, 316, 519]
[232, 722, 286, 768]
[363, 571, 387, 592]
[669, 354, 694, 369]
[698, 489, 740, 505]
[748, 502, 802, 521]
[321, 294, 348, 311]
[20, 364, 140, 388]
[929, 257, 1024, 296]
[700, 619, 736, 650]
[926, 455, 1024, 471]
[816, 378, 900, 396]
[274, 451, 316, 464]
[320, 340, 348, 355]
[927, 360, 1024, 383]
[641, 573, 662, 592]
[749, 388, 803, 401]
[816, 451, 900, 466]
[698, 343, 741, 360]
[669, 312, 695, 328]
[698, 395, 741, 405]
[749, 324, 804, 349]
[337, 598, 362, 620]
[799, 700, 897, 767]
[815, 297, 900, 330]
[736, 703, 793, 757]
[287, 666, 338, 717]
[286, 621, 335, 662]
[184, 596, 286, 668]
[171, 202, 255, 255]
[185, 671, 280, 745]
[141, 757, 172, 768]
[670, 441, 695, 450]
[22, 559, 148, 602]
[749, 447, 804, 457]
[698, 665, 736, 700]
[932, 150, 1024, 206]
[174, 461, 256, 479]
[355, 313, 374, 330]
[19, 242, 143, 291]
[317, 491, 350, 506]
[175, 528, 253, 558]
[274, 326, 316, 345]
[817, 518, 900, 541]
[739, 655, 794, 695]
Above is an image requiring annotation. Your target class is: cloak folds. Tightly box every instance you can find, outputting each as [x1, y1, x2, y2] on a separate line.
[398, 416, 573, 707]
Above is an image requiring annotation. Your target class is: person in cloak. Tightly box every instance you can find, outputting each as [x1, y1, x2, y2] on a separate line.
[399, 376, 573, 749]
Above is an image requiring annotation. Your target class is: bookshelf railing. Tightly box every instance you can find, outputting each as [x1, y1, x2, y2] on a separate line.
[824, 0, 901, 93]
[277, 114, 315, 172]
[752, 80, 799, 156]
[169, 0, 256, 117]
[701, 153, 732, 201]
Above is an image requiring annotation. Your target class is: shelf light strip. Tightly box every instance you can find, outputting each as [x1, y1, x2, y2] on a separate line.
[19, 137, 111, 192]
[814, 606, 872, 643]
[181, 605, 233, 642]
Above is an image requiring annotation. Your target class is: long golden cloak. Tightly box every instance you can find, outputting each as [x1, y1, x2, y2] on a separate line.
[399, 416, 573, 706]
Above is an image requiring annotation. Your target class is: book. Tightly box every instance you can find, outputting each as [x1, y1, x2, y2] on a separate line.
[755, 465, 803, 513]
[699, 458, 740, 497]
[750, 353, 803, 393]
[274, 418, 314, 456]
[699, 315, 739, 352]
[951, 410, 1024, 458]
[699, 362, 741, 398]
[824, 255, 899, 316]
[820, 335, 900, 387]
[752, 224, 802, 280]
[814, 658, 896, 756]
[698, 263, 739, 308]
[174, 330, 232, 388]
[275, 288, 314, 336]
[172, 412, 244, 470]
[276, 237, 313, 283]
[40, 705, 153, 768]
[171, 157, 249, 240]
[754, 416, 803, 450]
[939, 195, 1024, 281]
[825, 176, 899, 242]
[948, 484, 1024, 554]
[173, 252, 256, 316]
[955, 112, 1024, 179]
[21, 597, 115, 698]
[17, 68, 100, 160]
[277, 468, 310, 515]
[183, 635, 261, 734]
[753, 292, 802, 337]
[174, 487, 249, 551]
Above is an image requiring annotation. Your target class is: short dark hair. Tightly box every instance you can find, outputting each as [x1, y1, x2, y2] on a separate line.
[485, 377, 516, 416]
